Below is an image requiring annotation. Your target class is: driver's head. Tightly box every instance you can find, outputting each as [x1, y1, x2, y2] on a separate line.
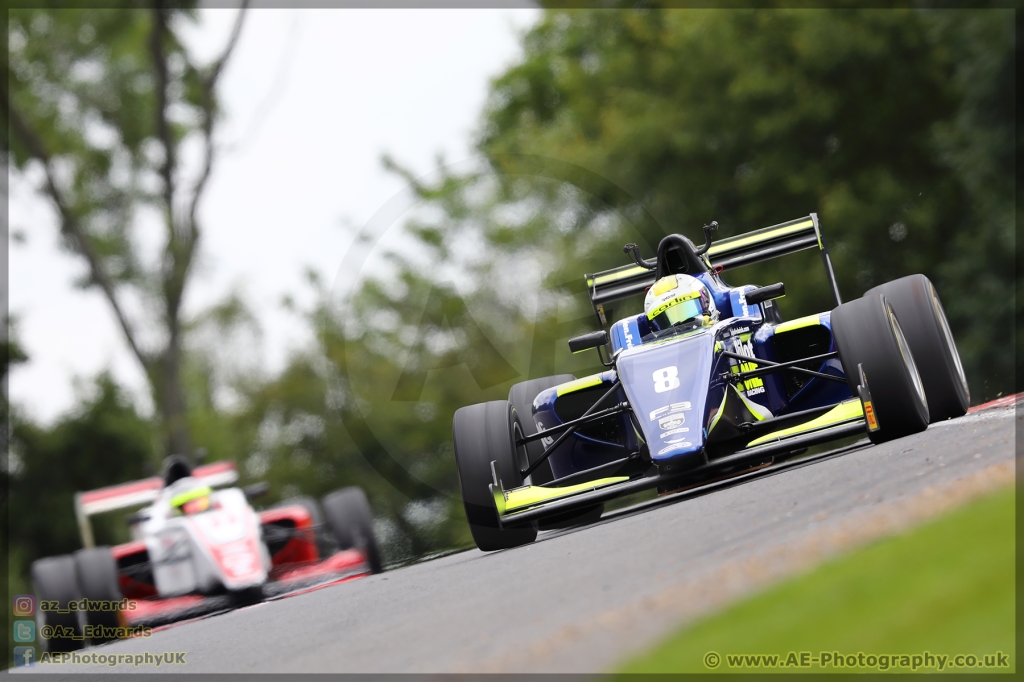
[644, 274, 718, 331]
[170, 485, 213, 515]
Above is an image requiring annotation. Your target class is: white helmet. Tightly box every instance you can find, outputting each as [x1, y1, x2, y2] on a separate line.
[644, 274, 718, 332]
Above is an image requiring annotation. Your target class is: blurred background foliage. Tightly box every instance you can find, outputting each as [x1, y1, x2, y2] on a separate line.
[4, 5, 1016, 633]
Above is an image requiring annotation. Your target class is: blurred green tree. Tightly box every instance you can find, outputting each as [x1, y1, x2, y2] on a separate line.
[3, 4, 248, 460]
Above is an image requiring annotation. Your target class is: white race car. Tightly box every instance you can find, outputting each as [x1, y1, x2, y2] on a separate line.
[32, 457, 382, 652]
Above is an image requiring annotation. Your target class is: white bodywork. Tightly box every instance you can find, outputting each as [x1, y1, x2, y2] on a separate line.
[137, 479, 271, 597]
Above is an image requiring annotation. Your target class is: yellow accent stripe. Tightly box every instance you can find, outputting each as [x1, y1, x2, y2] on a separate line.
[707, 220, 815, 256]
[774, 314, 823, 334]
[556, 375, 604, 396]
[591, 265, 650, 286]
[746, 399, 864, 447]
[170, 486, 212, 508]
[504, 476, 629, 513]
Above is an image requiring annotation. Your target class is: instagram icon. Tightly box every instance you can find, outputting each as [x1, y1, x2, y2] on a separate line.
[13, 595, 35, 617]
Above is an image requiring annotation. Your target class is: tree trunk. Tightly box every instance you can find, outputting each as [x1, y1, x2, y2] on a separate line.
[153, 347, 192, 462]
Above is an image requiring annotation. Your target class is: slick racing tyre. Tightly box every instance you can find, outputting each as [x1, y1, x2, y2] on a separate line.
[832, 293, 929, 444]
[273, 495, 331, 559]
[453, 401, 538, 551]
[322, 487, 384, 574]
[32, 555, 85, 652]
[508, 374, 576, 485]
[74, 547, 123, 645]
[866, 274, 969, 421]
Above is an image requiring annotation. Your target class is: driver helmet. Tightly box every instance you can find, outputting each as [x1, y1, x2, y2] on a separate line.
[170, 483, 213, 516]
[644, 274, 718, 331]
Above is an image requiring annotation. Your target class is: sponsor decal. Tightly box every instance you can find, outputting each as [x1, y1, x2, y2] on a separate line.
[659, 415, 685, 430]
[660, 427, 690, 438]
[536, 420, 554, 447]
[658, 443, 692, 455]
[729, 337, 765, 395]
[663, 437, 689, 444]
[649, 402, 692, 421]
[864, 401, 879, 431]
[619, 320, 636, 349]
[730, 326, 750, 335]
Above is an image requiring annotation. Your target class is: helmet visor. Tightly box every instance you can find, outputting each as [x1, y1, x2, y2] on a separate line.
[650, 297, 705, 330]
[181, 496, 211, 515]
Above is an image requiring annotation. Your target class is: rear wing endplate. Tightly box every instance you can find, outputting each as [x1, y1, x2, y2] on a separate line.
[585, 213, 841, 325]
[74, 460, 239, 548]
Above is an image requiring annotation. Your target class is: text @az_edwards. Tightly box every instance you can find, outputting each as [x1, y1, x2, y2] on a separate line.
[703, 650, 1011, 671]
[36, 651, 187, 667]
[42, 623, 152, 640]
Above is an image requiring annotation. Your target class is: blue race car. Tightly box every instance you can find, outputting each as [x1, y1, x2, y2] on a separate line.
[452, 215, 969, 551]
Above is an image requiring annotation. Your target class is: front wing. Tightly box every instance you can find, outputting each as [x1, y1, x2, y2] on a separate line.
[492, 399, 867, 527]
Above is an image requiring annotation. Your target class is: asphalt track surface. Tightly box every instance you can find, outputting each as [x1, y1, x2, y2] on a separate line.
[22, 402, 1018, 674]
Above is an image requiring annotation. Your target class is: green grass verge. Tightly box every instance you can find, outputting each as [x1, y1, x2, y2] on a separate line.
[616, 486, 1015, 674]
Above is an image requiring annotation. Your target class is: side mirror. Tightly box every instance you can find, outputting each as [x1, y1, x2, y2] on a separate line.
[745, 282, 786, 306]
[243, 482, 270, 500]
[568, 330, 609, 354]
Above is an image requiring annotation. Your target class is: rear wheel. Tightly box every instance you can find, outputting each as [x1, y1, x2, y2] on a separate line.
[832, 293, 929, 444]
[509, 376, 605, 529]
[453, 401, 538, 551]
[322, 487, 384, 574]
[866, 274, 969, 421]
[32, 555, 84, 652]
[508, 375, 576, 485]
[74, 547, 123, 645]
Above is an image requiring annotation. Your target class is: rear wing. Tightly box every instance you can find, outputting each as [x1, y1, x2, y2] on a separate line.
[74, 460, 239, 548]
[585, 213, 841, 325]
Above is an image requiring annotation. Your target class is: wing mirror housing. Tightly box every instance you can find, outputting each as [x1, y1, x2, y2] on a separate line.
[568, 330, 608, 354]
[568, 330, 613, 367]
[745, 282, 786, 306]
[243, 482, 270, 500]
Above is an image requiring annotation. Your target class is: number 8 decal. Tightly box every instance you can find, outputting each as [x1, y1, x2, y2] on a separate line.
[653, 366, 679, 393]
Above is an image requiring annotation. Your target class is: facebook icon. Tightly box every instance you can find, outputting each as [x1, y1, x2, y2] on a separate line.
[14, 646, 36, 667]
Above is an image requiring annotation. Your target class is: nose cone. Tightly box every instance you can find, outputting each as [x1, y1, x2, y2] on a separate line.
[616, 330, 716, 467]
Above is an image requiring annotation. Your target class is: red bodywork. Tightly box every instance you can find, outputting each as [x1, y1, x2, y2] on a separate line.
[111, 503, 370, 625]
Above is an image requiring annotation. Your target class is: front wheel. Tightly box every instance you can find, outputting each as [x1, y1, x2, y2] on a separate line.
[74, 547, 123, 645]
[322, 487, 384, 574]
[832, 293, 929, 444]
[453, 401, 538, 551]
[31, 555, 84, 653]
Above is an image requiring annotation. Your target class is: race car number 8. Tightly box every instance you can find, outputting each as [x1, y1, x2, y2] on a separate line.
[653, 366, 680, 393]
